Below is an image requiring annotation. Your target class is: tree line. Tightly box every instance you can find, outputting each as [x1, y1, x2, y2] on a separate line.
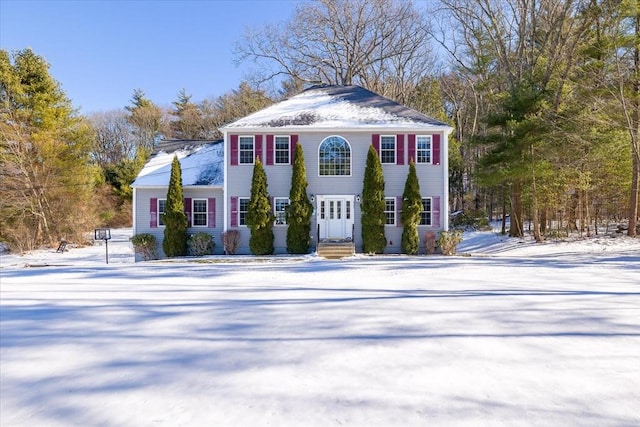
[1, 0, 638, 252]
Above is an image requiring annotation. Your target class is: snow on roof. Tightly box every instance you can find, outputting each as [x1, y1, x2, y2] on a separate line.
[132, 140, 223, 187]
[223, 85, 452, 130]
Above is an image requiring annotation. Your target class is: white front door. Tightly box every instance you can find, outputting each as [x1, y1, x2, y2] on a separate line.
[318, 196, 354, 240]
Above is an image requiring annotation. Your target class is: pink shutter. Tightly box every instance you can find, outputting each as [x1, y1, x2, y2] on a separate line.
[433, 196, 441, 227]
[433, 134, 441, 165]
[408, 134, 416, 164]
[208, 198, 216, 227]
[397, 134, 405, 165]
[184, 198, 192, 227]
[372, 134, 380, 154]
[230, 135, 238, 166]
[150, 198, 158, 228]
[255, 135, 263, 163]
[291, 135, 298, 163]
[230, 197, 238, 227]
[396, 196, 403, 227]
[266, 135, 274, 165]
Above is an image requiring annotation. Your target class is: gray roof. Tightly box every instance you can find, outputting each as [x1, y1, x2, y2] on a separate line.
[223, 85, 452, 131]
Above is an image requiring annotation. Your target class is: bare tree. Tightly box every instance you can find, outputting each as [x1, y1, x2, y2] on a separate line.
[235, 0, 434, 102]
[88, 110, 136, 168]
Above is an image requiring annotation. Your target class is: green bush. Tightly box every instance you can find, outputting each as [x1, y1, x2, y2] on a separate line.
[131, 233, 158, 261]
[187, 232, 215, 256]
[437, 230, 463, 255]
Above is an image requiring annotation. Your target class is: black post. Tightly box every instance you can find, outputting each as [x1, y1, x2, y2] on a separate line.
[105, 239, 109, 264]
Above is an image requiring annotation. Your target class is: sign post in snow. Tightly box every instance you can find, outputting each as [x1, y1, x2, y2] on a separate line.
[94, 228, 111, 264]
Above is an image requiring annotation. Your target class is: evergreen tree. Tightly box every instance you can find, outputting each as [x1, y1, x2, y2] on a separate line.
[401, 160, 422, 255]
[286, 143, 313, 253]
[162, 155, 187, 257]
[361, 144, 386, 253]
[0, 48, 96, 251]
[247, 157, 275, 255]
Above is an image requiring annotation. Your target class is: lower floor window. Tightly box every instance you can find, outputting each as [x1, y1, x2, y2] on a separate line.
[420, 197, 432, 225]
[385, 198, 396, 225]
[274, 198, 290, 225]
[193, 199, 207, 226]
[158, 199, 167, 226]
[239, 197, 250, 226]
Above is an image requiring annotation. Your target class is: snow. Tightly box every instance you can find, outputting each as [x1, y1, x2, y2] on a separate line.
[132, 142, 223, 187]
[1, 229, 639, 426]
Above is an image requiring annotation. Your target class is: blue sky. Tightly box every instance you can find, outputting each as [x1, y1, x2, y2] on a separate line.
[0, 0, 299, 114]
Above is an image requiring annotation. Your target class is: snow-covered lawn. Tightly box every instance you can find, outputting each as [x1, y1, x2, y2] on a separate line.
[1, 229, 639, 426]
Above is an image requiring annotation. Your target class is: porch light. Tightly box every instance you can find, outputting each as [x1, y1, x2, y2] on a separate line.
[310, 194, 315, 202]
[356, 194, 361, 202]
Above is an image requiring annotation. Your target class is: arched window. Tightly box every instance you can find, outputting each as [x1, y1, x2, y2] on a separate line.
[318, 135, 351, 176]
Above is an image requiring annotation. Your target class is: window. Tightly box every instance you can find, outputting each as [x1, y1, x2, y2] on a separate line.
[319, 136, 351, 176]
[158, 199, 167, 226]
[385, 198, 396, 225]
[380, 135, 396, 164]
[239, 136, 254, 164]
[192, 199, 207, 227]
[420, 197, 432, 225]
[275, 136, 290, 164]
[416, 135, 432, 164]
[239, 197, 250, 226]
[274, 197, 290, 225]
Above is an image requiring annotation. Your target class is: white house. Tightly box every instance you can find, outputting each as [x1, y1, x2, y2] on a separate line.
[132, 85, 453, 257]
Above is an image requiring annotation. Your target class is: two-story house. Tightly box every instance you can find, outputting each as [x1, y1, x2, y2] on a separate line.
[132, 85, 453, 257]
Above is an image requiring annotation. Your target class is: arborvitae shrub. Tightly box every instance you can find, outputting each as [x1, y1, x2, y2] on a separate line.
[286, 143, 313, 254]
[361, 145, 387, 254]
[163, 155, 187, 257]
[247, 157, 275, 255]
[401, 161, 422, 255]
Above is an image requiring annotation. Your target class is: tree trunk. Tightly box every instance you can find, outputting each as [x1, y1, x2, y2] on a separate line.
[509, 181, 524, 238]
[629, 9, 640, 237]
[530, 144, 542, 242]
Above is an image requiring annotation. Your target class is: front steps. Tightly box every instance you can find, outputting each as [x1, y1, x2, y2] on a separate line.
[317, 240, 355, 259]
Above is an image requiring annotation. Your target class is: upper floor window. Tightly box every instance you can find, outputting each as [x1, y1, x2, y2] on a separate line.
[158, 199, 167, 226]
[319, 135, 351, 176]
[384, 198, 396, 225]
[239, 136, 254, 164]
[380, 135, 396, 164]
[275, 136, 290, 165]
[420, 197, 432, 225]
[192, 199, 208, 227]
[416, 135, 432, 164]
[239, 197, 250, 226]
[274, 197, 290, 225]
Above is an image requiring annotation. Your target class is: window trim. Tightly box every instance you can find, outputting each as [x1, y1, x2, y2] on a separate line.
[384, 197, 396, 226]
[416, 135, 432, 165]
[273, 197, 290, 225]
[380, 135, 397, 164]
[238, 197, 250, 226]
[192, 198, 208, 227]
[158, 198, 167, 227]
[274, 135, 291, 165]
[420, 197, 432, 226]
[318, 135, 352, 177]
[239, 135, 255, 165]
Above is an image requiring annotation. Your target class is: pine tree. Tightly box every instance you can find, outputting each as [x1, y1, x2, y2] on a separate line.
[247, 157, 275, 255]
[401, 160, 422, 255]
[286, 143, 313, 253]
[162, 155, 187, 257]
[361, 144, 387, 253]
[0, 48, 96, 251]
